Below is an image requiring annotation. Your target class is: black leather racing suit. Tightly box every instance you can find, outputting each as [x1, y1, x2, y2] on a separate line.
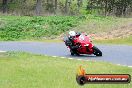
[65, 33, 81, 54]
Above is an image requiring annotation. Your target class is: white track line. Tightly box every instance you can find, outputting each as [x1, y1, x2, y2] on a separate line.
[128, 66, 132, 68]
[44, 54, 132, 68]
[117, 64, 132, 68]
[117, 64, 121, 66]
[0, 50, 6, 53]
[85, 60, 90, 61]
[60, 57, 66, 58]
[68, 58, 73, 59]
[52, 56, 57, 58]
[77, 59, 82, 61]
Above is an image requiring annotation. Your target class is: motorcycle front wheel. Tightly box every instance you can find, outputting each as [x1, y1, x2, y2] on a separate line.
[70, 50, 74, 55]
[93, 46, 102, 56]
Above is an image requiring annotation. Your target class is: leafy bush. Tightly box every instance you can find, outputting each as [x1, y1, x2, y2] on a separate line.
[0, 16, 83, 40]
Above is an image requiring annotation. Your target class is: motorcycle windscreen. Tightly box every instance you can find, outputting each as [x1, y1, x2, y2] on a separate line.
[77, 34, 90, 45]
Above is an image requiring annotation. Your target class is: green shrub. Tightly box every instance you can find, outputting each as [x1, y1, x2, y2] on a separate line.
[0, 16, 83, 40]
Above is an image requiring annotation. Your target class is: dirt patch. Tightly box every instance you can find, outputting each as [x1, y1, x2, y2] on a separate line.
[93, 23, 132, 40]
[57, 24, 132, 40]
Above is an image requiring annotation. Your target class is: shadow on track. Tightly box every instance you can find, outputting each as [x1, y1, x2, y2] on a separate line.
[67, 54, 102, 58]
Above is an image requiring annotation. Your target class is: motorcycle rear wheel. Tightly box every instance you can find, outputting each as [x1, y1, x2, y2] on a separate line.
[93, 46, 102, 56]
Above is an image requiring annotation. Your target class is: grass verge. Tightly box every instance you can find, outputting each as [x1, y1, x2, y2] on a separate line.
[0, 52, 131, 88]
[0, 15, 132, 41]
[17, 36, 132, 45]
[73, 15, 132, 34]
[0, 16, 84, 41]
[93, 36, 132, 45]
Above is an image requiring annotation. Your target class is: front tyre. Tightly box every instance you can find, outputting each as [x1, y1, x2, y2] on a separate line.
[93, 46, 102, 56]
[70, 50, 74, 55]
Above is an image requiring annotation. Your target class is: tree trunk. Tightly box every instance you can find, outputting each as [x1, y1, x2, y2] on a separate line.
[65, 0, 71, 14]
[77, 0, 83, 14]
[104, 0, 108, 16]
[2, 0, 8, 13]
[55, 0, 57, 10]
[35, 0, 42, 16]
[65, 0, 68, 14]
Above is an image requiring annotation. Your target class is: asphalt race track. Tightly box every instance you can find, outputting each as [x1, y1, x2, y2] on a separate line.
[0, 42, 132, 66]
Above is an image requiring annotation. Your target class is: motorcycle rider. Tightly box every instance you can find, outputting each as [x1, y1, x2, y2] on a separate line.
[65, 31, 81, 55]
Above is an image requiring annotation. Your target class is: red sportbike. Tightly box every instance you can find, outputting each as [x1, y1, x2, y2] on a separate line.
[64, 33, 102, 56]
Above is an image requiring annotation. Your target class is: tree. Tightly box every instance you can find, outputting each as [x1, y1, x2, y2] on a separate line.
[55, 0, 57, 10]
[77, 0, 83, 13]
[2, 0, 8, 13]
[35, 0, 42, 15]
[88, 0, 132, 16]
[65, 0, 71, 14]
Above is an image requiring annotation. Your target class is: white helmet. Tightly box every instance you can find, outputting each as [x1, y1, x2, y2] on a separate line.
[69, 31, 76, 36]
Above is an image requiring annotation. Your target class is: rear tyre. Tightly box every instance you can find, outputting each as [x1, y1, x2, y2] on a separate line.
[93, 46, 102, 56]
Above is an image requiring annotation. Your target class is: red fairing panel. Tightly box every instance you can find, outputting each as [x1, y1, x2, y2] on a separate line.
[73, 33, 94, 54]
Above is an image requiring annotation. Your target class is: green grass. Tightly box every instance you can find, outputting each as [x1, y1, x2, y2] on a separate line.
[0, 15, 132, 45]
[17, 36, 132, 45]
[0, 16, 84, 41]
[94, 36, 132, 45]
[0, 52, 132, 88]
[17, 38, 63, 43]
